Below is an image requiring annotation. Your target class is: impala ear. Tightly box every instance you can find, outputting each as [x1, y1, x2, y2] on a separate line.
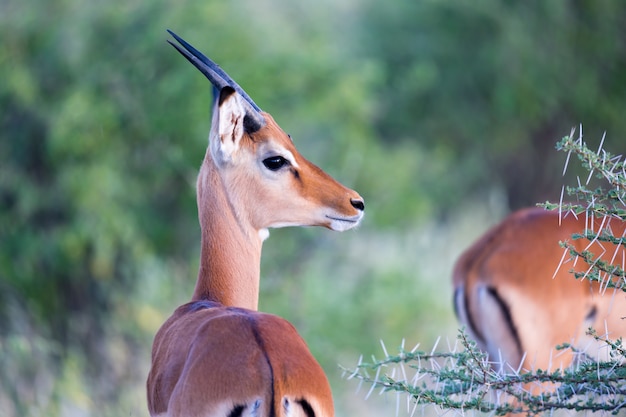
[211, 86, 245, 165]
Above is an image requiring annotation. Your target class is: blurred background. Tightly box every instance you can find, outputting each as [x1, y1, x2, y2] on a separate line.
[2, 0, 626, 415]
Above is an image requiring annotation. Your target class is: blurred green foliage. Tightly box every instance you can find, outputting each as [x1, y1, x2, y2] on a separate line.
[1, 0, 626, 415]
[360, 0, 626, 209]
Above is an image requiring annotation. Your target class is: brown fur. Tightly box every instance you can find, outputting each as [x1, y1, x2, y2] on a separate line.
[454, 207, 626, 386]
[147, 89, 363, 416]
[148, 301, 333, 416]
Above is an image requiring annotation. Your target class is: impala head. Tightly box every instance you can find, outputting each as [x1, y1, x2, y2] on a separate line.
[167, 30, 364, 235]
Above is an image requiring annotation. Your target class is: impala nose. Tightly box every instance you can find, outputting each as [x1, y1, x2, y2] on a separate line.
[351, 198, 365, 211]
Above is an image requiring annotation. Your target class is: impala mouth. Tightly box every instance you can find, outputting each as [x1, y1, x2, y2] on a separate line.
[326, 213, 363, 232]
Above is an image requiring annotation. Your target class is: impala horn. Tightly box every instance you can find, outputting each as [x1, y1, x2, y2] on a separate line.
[167, 29, 266, 131]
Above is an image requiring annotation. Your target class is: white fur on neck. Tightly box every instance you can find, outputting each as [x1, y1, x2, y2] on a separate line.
[258, 228, 270, 242]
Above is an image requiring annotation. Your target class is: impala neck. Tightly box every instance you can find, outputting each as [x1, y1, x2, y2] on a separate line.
[192, 153, 264, 310]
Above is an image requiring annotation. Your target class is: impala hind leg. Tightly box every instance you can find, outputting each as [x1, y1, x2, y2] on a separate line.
[454, 284, 524, 370]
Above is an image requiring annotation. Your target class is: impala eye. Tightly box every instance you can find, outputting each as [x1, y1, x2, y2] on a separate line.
[262, 156, 289, 171]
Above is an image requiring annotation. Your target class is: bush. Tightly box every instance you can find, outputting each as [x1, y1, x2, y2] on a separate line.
[346, 128, 626, 416]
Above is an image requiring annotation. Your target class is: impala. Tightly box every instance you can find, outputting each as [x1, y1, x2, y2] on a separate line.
[147, 31, 364, 417]
[453, 207, 626, 388]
